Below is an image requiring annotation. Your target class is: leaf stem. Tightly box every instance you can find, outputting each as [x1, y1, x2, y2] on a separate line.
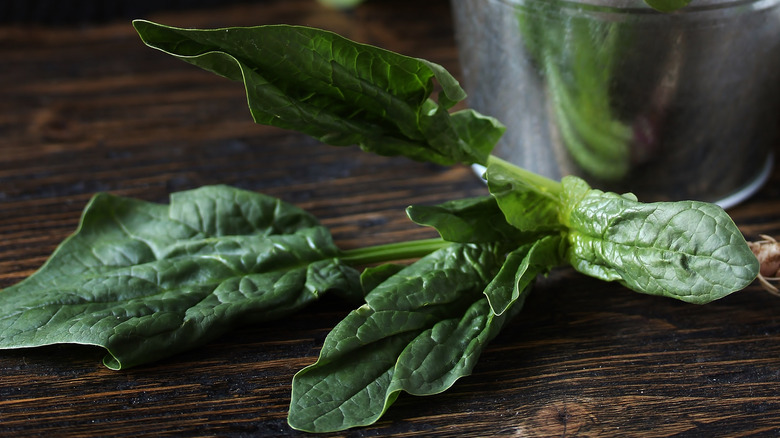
[486, 154, 563, 196]
[340, 238, 451, 265]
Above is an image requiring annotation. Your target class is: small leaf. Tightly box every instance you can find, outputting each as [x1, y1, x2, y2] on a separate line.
[288, 243, 518, 433]
[484, 235, 565, 316]
[0, 186, 360, 369]
[132, 20, 504, 166]
[406, 195, 535, 243]
[559, 176, 759, 304]
[485, 159, 563, 232]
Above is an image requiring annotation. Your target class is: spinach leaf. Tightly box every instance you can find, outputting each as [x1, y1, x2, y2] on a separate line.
[559, 176, 759, 304]
[518, 1, 632, 181]
[481, 157, 758, 305]
[0, 186, 360, 369]
[359, 263, 407, 294]
[485, 157, 563, 232]
[406, 195, 535, 243]
[132, 20, 504, 166]
[484, 235, 565, 316]
[288, 243, 521, 433]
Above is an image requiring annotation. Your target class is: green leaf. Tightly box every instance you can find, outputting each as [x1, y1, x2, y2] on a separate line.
[288, 243, 518, 433]
[559, 176, 759, 304]
[485, 157, 563, 233]
[484, 235, 565, 316]
[0, 186, 360, 369]
[359, 263, 406, 294]
[406, 195, 535, 243]
[517, 1, 634, 182]
[132, 20, 504, 166]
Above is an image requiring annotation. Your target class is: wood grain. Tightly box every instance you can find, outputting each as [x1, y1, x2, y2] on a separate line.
[1, 0, 779, 436]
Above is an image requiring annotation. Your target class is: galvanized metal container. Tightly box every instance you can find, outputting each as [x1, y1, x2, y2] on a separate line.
[453, 0, 780, 206]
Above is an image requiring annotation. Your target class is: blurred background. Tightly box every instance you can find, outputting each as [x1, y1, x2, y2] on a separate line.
[0, 1, 258, 25]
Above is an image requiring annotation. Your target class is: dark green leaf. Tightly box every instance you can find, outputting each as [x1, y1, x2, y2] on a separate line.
[406, 195, 535, 243]
[485, 158, 563, 232]
[519, 1, 632, 182]
[359, 263, 406, 294]
[288, 243, 518, 433]
[0, 186, 360, 369]
[484, 235, 565, 316]
[132, 20, 504, 166]
[559, 176, 759, 304]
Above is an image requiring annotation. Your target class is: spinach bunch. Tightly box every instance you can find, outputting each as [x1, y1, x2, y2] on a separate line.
[0, 21, 757, 433]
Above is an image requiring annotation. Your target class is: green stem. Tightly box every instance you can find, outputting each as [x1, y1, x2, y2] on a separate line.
[340, 237, 452, 265]
[341, 156, 564, 266]
[486, 154, 563, 196]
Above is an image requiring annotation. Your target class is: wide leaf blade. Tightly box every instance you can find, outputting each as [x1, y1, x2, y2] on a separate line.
[0, 186, 359, 369]
[559, 176, 759, 304]
[132, 20, 504, 166]
[288, 243, 518, 433]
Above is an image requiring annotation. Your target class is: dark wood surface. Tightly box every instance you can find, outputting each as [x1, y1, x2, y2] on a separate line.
[2, 0, 780, 436]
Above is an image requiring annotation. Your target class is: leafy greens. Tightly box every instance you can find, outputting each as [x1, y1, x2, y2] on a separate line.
[289, 243, 524, 432]
[0, 186, 362, 370]
[0, 20, 759, 433]
[131, 21, 504, 167]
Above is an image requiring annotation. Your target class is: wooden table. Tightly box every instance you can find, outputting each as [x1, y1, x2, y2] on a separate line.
[1, 0, 779, 436]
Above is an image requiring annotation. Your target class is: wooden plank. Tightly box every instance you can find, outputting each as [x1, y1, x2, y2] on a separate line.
[1, 0, 779, 436]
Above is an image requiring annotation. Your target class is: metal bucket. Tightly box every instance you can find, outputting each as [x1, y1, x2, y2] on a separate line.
[452, 0, 780, 207]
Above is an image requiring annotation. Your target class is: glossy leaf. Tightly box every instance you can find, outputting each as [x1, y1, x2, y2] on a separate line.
[132, 20, 504, 166]
[406, 195, 534, 243]
[559, 176, 759, 304]
[288, 243, 519, 433]
[359, 263, 406, 294]
[485, 158, 563, 232]
[0, 186, 360, 369]
[484, 235, 565, 316]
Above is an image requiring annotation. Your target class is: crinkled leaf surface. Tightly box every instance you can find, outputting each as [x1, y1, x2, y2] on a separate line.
[132, 20, 504, 166]
[559, 176, 759, 304]
[0, 185, 359, 369]
[288, 243, 520, 433]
